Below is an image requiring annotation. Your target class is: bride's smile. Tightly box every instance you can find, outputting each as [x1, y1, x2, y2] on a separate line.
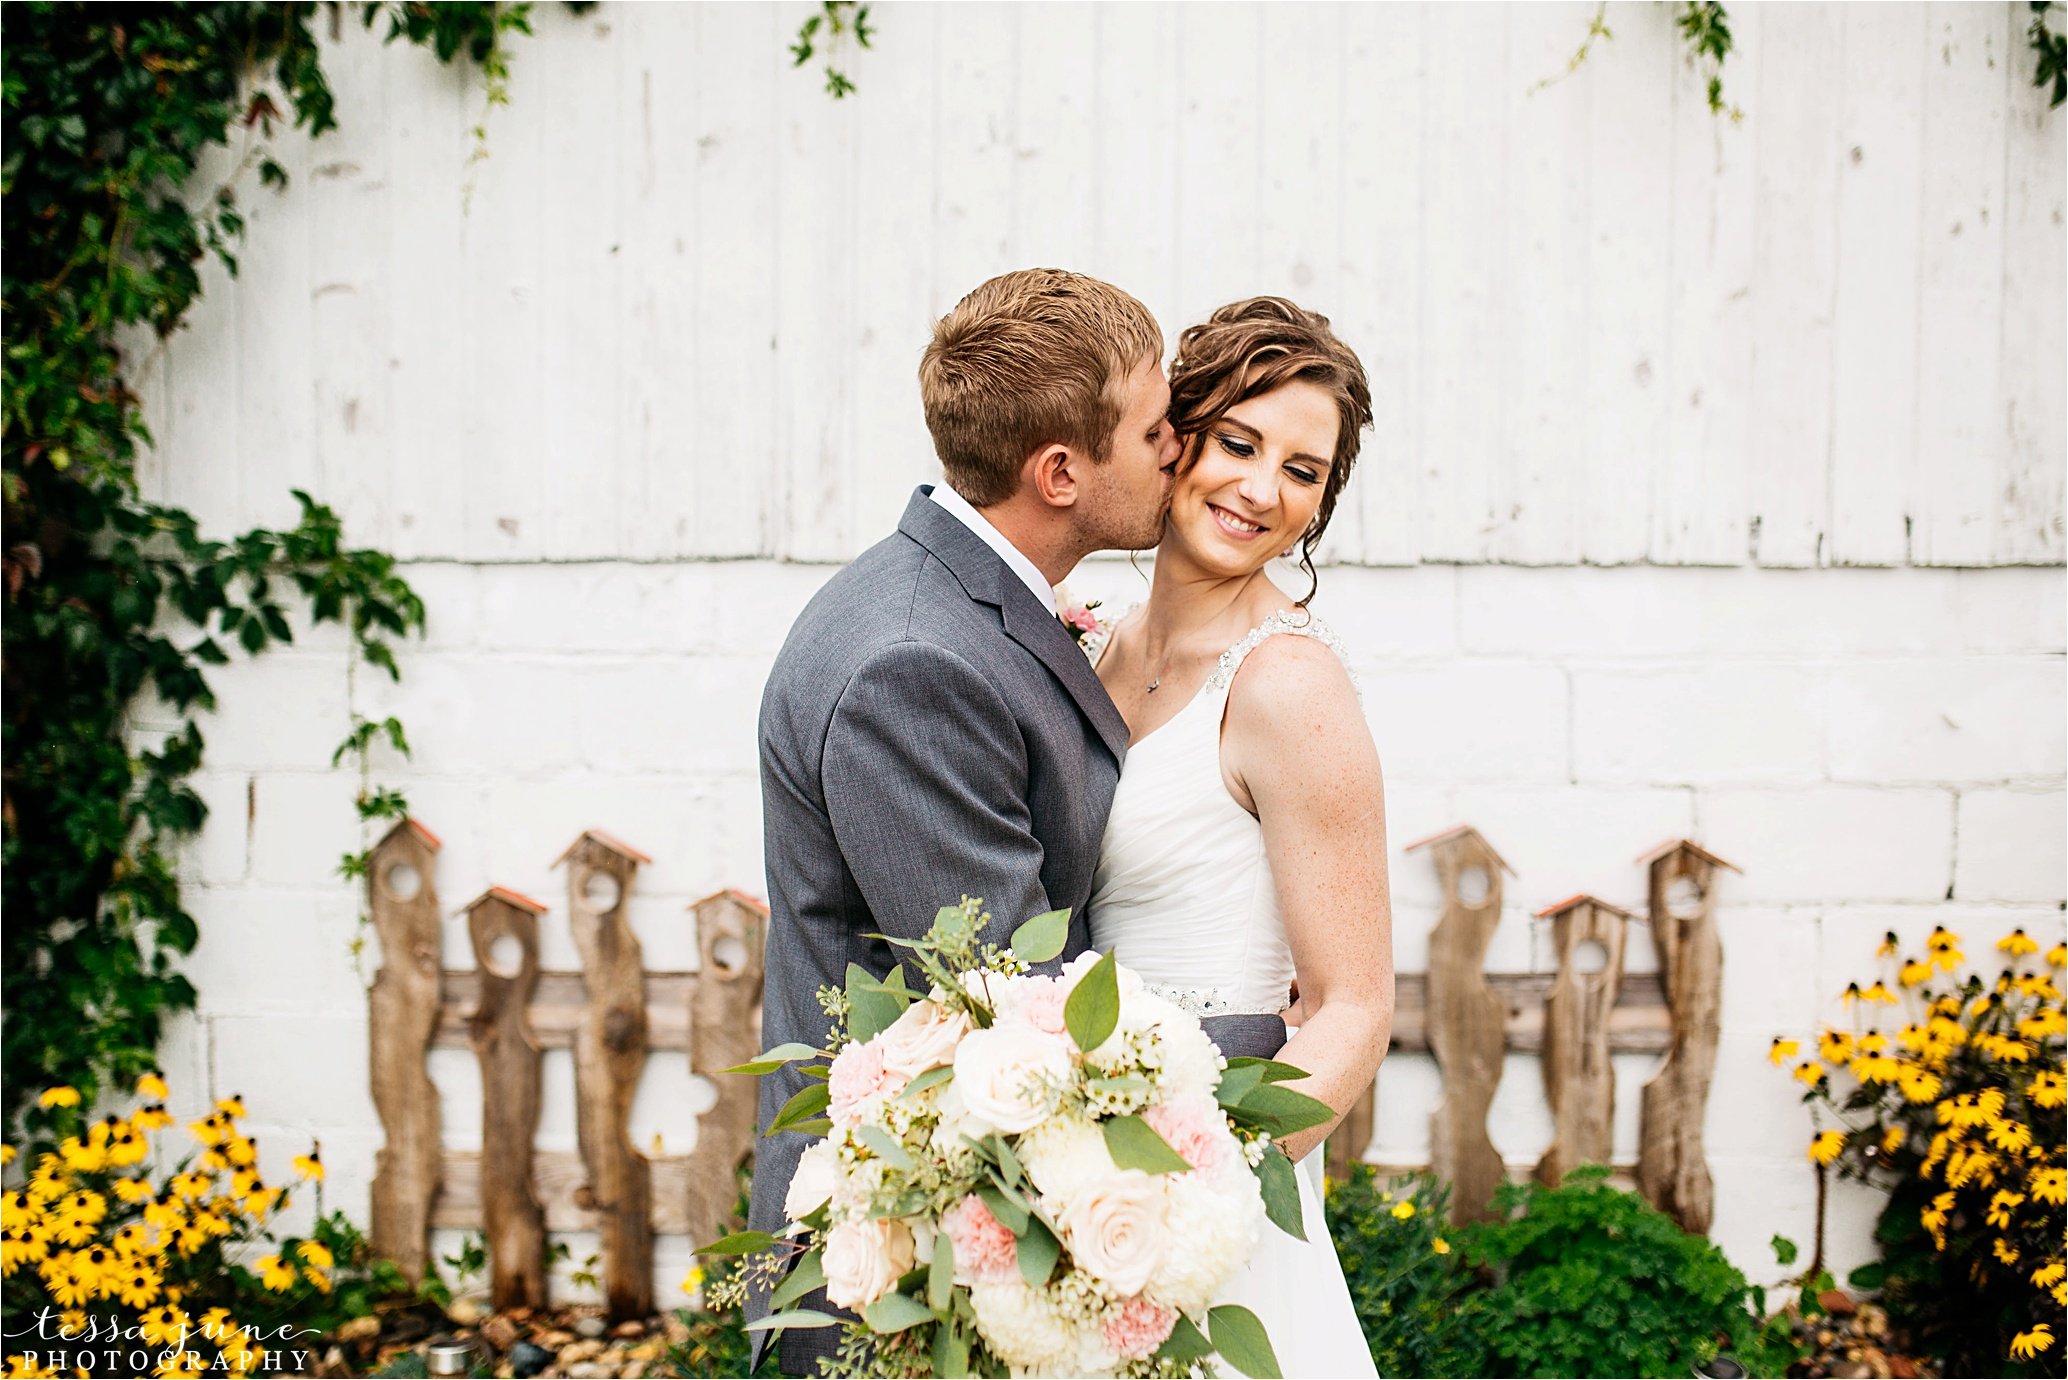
[1165, 379, 1341, 576]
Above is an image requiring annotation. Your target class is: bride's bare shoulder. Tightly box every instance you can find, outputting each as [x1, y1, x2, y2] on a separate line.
[1221, 618, 1367, 750]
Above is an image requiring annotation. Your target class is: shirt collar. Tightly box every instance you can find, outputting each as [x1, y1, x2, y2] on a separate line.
[927, 483, 1057, 613]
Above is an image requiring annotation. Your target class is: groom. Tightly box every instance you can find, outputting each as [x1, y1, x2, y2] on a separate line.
[747, 269, 1288, 1373]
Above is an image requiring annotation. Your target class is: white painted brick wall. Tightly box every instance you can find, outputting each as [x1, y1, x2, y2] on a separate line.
[137, 561, 2063, 1302]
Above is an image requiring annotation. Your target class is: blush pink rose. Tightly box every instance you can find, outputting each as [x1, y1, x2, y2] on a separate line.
[1063, 606, 1100, 634]
[940, 1193, 1020, 1285]
[827, 1037, 905, 1128]
[1143, 1095, 1233, 1176]
[1008, 977, 1070, 1037]
[1103, 1296, 1179, 1361]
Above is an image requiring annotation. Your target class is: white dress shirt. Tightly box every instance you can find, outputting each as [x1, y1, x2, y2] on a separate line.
[928, 483, 1057, 613]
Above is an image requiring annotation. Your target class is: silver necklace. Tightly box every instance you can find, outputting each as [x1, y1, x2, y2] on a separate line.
[1145, 676, 1161, 694]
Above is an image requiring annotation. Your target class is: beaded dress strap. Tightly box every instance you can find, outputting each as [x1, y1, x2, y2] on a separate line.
[1207, 609, 1359, 699]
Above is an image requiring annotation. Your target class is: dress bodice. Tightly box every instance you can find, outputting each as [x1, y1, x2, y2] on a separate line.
[1085, 608, 1354, 1019]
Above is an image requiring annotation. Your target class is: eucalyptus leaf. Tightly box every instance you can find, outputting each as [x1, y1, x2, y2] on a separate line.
[861, 1290, 936, 1334]
[1157, 1313, 1215, 1366]
[765, 1082, 831, 1136]
[932, 1320, 971, 1378]
[1208, 1303, 1283, 1378]
[1008, 908, 1071, 963]
[723, 1042, 825, 1076]
[898, 1064, 955, 1101]
[1016, 1212, 1060, 1286]
[696, 1230, 778, 1256]
[770, 1249, 826, 1310]
[744, 1309, 840, 1332]
[929, 1230, 955, 1310]
[1224, 1056, 1313, 1085]
[1253, 1147, 1306, 1240]
[1103, 1114, 1192, 1174]
[847, 961, 903, 1042]
[1063, 949, 1120, 1052]
[976, 1182, 1028, 1234]
[860, 1124, 915, 1171]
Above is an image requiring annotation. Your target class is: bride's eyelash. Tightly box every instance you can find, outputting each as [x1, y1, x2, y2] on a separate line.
[1217, 433, 1254, 458]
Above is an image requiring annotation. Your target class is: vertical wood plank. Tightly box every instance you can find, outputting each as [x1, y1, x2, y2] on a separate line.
[1340, 3, 1425, 567]
[1491, 2, 1592, 565]
[1173, 4, 1263, 322]
[1829, 3, 1926, 567]
[459, 48, 547, 561]
[1655, 6, 1759, 564]
[682, 892, 770, 1255]
[1635, 841, 1734, 1235]
[1534, 896, 1629, 1186]
[1418, 828, 1512, 1223]
[850, 5, 941, 545]
[1582, 1, 1676, 566]
[309, 21, 391, 554]
[563, 833, 653, 1320]
[1418, 5, 1507, 563]
[775, 15, 857, 561]
[1997, 2, 2067, 563]
[1089, 4, 1181, 345]
[234, 111, 315, 535]
[537, 9, 623, 561]
[383, 25, 470, 561]
[465, 888, 549, 1311]
[1747, 3, 1843, 568]
[694, 4, 783, 558]
[932, 5, 1017, 311]
[367, 820, 445, 1285]
[1911, 2, 2009, 565]
[1013, 3, 1098, 274]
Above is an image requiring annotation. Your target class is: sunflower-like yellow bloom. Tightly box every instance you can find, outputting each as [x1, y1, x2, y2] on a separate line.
[292, 1148, 323, 1181]
[2017, 1006, 2067, 1038]
[1809, 1130, 1847, 1165]
[1858, 1030, 1890, 1054]
[2029, 1070, 2066, 1109]
[1769, 1037, 1799, 1066]
[2048, 942, 2066, 968]
[1819, 1030, 1855, 1064]
[295, 1240, 334, 1270]
[256, 1254, 296, 1292]
[1879, 1124, 1905, 1155]
[1862, 981, 1898, 1005]
[1995, 1238, 2023, 1266]
[1793, 1060, 1826, 1087]
[139, 1304, 191, 1348]
[1987, 1190, 2026, 1228]
[2032, 1260, 2066, 1290]
[136, 1069, 170, 1101]
[116, 1262, 161, 1310]
[2031, 1167, 2066, 1206]
[0, 1146, 13, 1167]
[214, 1094, 247, 1120]
[2011, 1324, 2056, 1361]
[1852, 1054, 1902, 1084]
[302, 1266, 332, 1294]
[1899, 958, 1934, 987]
[134, 1103, 174, 1133]
[1390, 1200, 1416, 1219]
[57, 1137, 105, 1175]
[38, 1087, 81, 1110]
[1999, 929, 2040, 956]
[1899, 1066, 1943, 1103]
[1927, 926, 1961, 953]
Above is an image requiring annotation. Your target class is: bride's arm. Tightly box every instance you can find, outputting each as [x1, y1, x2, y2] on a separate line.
[1223, 634, 1393, 1164]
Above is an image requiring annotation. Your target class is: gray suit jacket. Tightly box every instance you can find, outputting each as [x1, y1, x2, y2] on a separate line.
[746, 486, 1283, 1373]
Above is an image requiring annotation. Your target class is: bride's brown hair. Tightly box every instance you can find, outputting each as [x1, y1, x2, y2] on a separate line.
[1166, 297, 1373, 607]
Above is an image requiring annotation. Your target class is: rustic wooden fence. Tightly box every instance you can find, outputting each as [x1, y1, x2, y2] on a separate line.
[363, 818, 1732, 1316]
[1326, 828, 1736, 1231]
[364, 819, 767, 1319]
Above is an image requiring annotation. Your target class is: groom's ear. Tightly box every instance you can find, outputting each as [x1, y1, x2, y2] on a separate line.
[1027, 442, 1081, 510]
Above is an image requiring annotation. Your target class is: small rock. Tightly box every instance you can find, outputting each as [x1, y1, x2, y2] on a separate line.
[535, 1328, 576, 1349]
[611, 1319, 647, 1340]
[569, 1365, 607, 1379]
[661, 1314, 691, 1344]
[509, 1339, 553, 1379]
[482, 1315, 519, 1353]
[336, 1316, 382, 1344]
[1819, 1289, 1858, 1317]
[574, 1315, 608, 1340]
[448, 1296, 487, 1327]
[559, 1339, 604, 1363]
[1858, 1303, 1890, 1338]
[1832, 1364, 1872, 1380]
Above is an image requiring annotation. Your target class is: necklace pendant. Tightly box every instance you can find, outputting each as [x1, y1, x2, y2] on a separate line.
[1145, 678, 1161, 693]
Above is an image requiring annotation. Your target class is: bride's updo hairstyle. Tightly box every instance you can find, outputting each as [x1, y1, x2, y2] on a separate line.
[1166, 297, 1373, 606]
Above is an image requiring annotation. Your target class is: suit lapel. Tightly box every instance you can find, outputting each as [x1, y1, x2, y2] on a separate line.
[898, 487, 1132, 765]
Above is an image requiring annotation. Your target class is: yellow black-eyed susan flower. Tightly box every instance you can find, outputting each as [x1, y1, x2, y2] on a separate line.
[2032, 1260, 2066, 1290]
[292, 1148, 323, 1181]
[2031, 1167, 2066, 1206]
[1769, 1037, 1799, 1066]
[2048, 942, 2066, 968]
[1841, 982, 1864, 1006]
[1999, 928, 2040, 956]
[0, 1146, 13, 1167]
[1877, 931, 1900, 958]
[1881, 1125, 1904, 1154]
[1899, 1066, 1944, 1103]
[1862, 981, 1897, 1005]
[37, 1087, 80, 1110]
[1995, 1238, 2023, 1266]
[1986, 1189, 2025, 1228]
[256, 1254, 296, 1292]
[1809, 1130, 1846, 1165]
[214, 1094, 247, 1120]
[295, 1240, 333, 1270]
[133, 1103, 173, 1133]
[1432, 1237, 1451, 1254]
[1899, 958, 1933, 987]
[137, 1070, 170, 1101]
[1793, 1060, 1826, 1087]
[1819, 1030, 1855, 1063]
[2011, 1323, 2055, 1361]
[1390, 1200, 1415, 1219]
[138, 1304, 190, 1348]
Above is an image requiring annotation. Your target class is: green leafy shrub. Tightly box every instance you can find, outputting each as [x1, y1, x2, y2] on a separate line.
[1325, 1167, 1488, 1378]
[662, 1162, 779, 1379]
[1453, 1165, 1799, 1378]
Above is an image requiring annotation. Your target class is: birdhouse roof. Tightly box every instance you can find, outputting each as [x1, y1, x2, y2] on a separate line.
[1634, 837, 1742, 872]
[465, 885, 549, 914]
[1404, 823, 1516, 876]
[376, 817, 442, 851]
[553, 829, 654, 867]
[687, 887, 771, 916]
[1534, 892, 1636, 921]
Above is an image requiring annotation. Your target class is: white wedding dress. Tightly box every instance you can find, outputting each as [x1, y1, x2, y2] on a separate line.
[1087, 608, 1378, 1380]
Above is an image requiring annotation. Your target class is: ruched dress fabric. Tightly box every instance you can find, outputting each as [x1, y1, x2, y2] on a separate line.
[1087, 609, 1378, 1380]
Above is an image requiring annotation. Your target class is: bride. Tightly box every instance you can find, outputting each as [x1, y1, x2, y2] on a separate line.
[1084, 297, 1393, 1379]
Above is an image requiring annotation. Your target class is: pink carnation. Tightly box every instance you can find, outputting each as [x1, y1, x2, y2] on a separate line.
[940, 1193, 1020, 1285]
[1062, 605, 1100, 634]
[1103, 1295, 1178, 1360]
[827, 1037, 905, 1128]
[1143, 1095, 1231, 1175]
[1009, 977, 1070, 1037]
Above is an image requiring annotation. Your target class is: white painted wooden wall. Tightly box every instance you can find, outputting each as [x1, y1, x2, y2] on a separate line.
[133, 1, 2064, 570]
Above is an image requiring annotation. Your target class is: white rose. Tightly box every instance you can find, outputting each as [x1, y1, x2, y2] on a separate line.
[1057, 1170, 1169, 1296]
[1017, 1116, 1118, 1206]
[951, 1021, 1073, 1136]
[784, 1139, 841, 1222]
[877, 998, 972, 1080]
[822, 1216, 915, 1310]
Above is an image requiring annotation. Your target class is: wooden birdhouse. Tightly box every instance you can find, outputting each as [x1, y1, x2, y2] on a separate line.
[1533, 893, 1634, 1188]
[365, 817, 445, 1285]
[1634, 839, 1740, 1235]
[462, 885, 549, 1311]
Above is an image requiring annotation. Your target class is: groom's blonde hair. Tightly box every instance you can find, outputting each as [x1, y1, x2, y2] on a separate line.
[920, 269, 1163, 506]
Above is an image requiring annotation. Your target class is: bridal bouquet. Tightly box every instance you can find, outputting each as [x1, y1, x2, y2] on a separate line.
[701, 898, 1332, 1378]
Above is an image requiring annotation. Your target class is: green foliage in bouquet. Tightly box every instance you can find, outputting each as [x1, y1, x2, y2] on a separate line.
[1452, 1166, 1798, 1379]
